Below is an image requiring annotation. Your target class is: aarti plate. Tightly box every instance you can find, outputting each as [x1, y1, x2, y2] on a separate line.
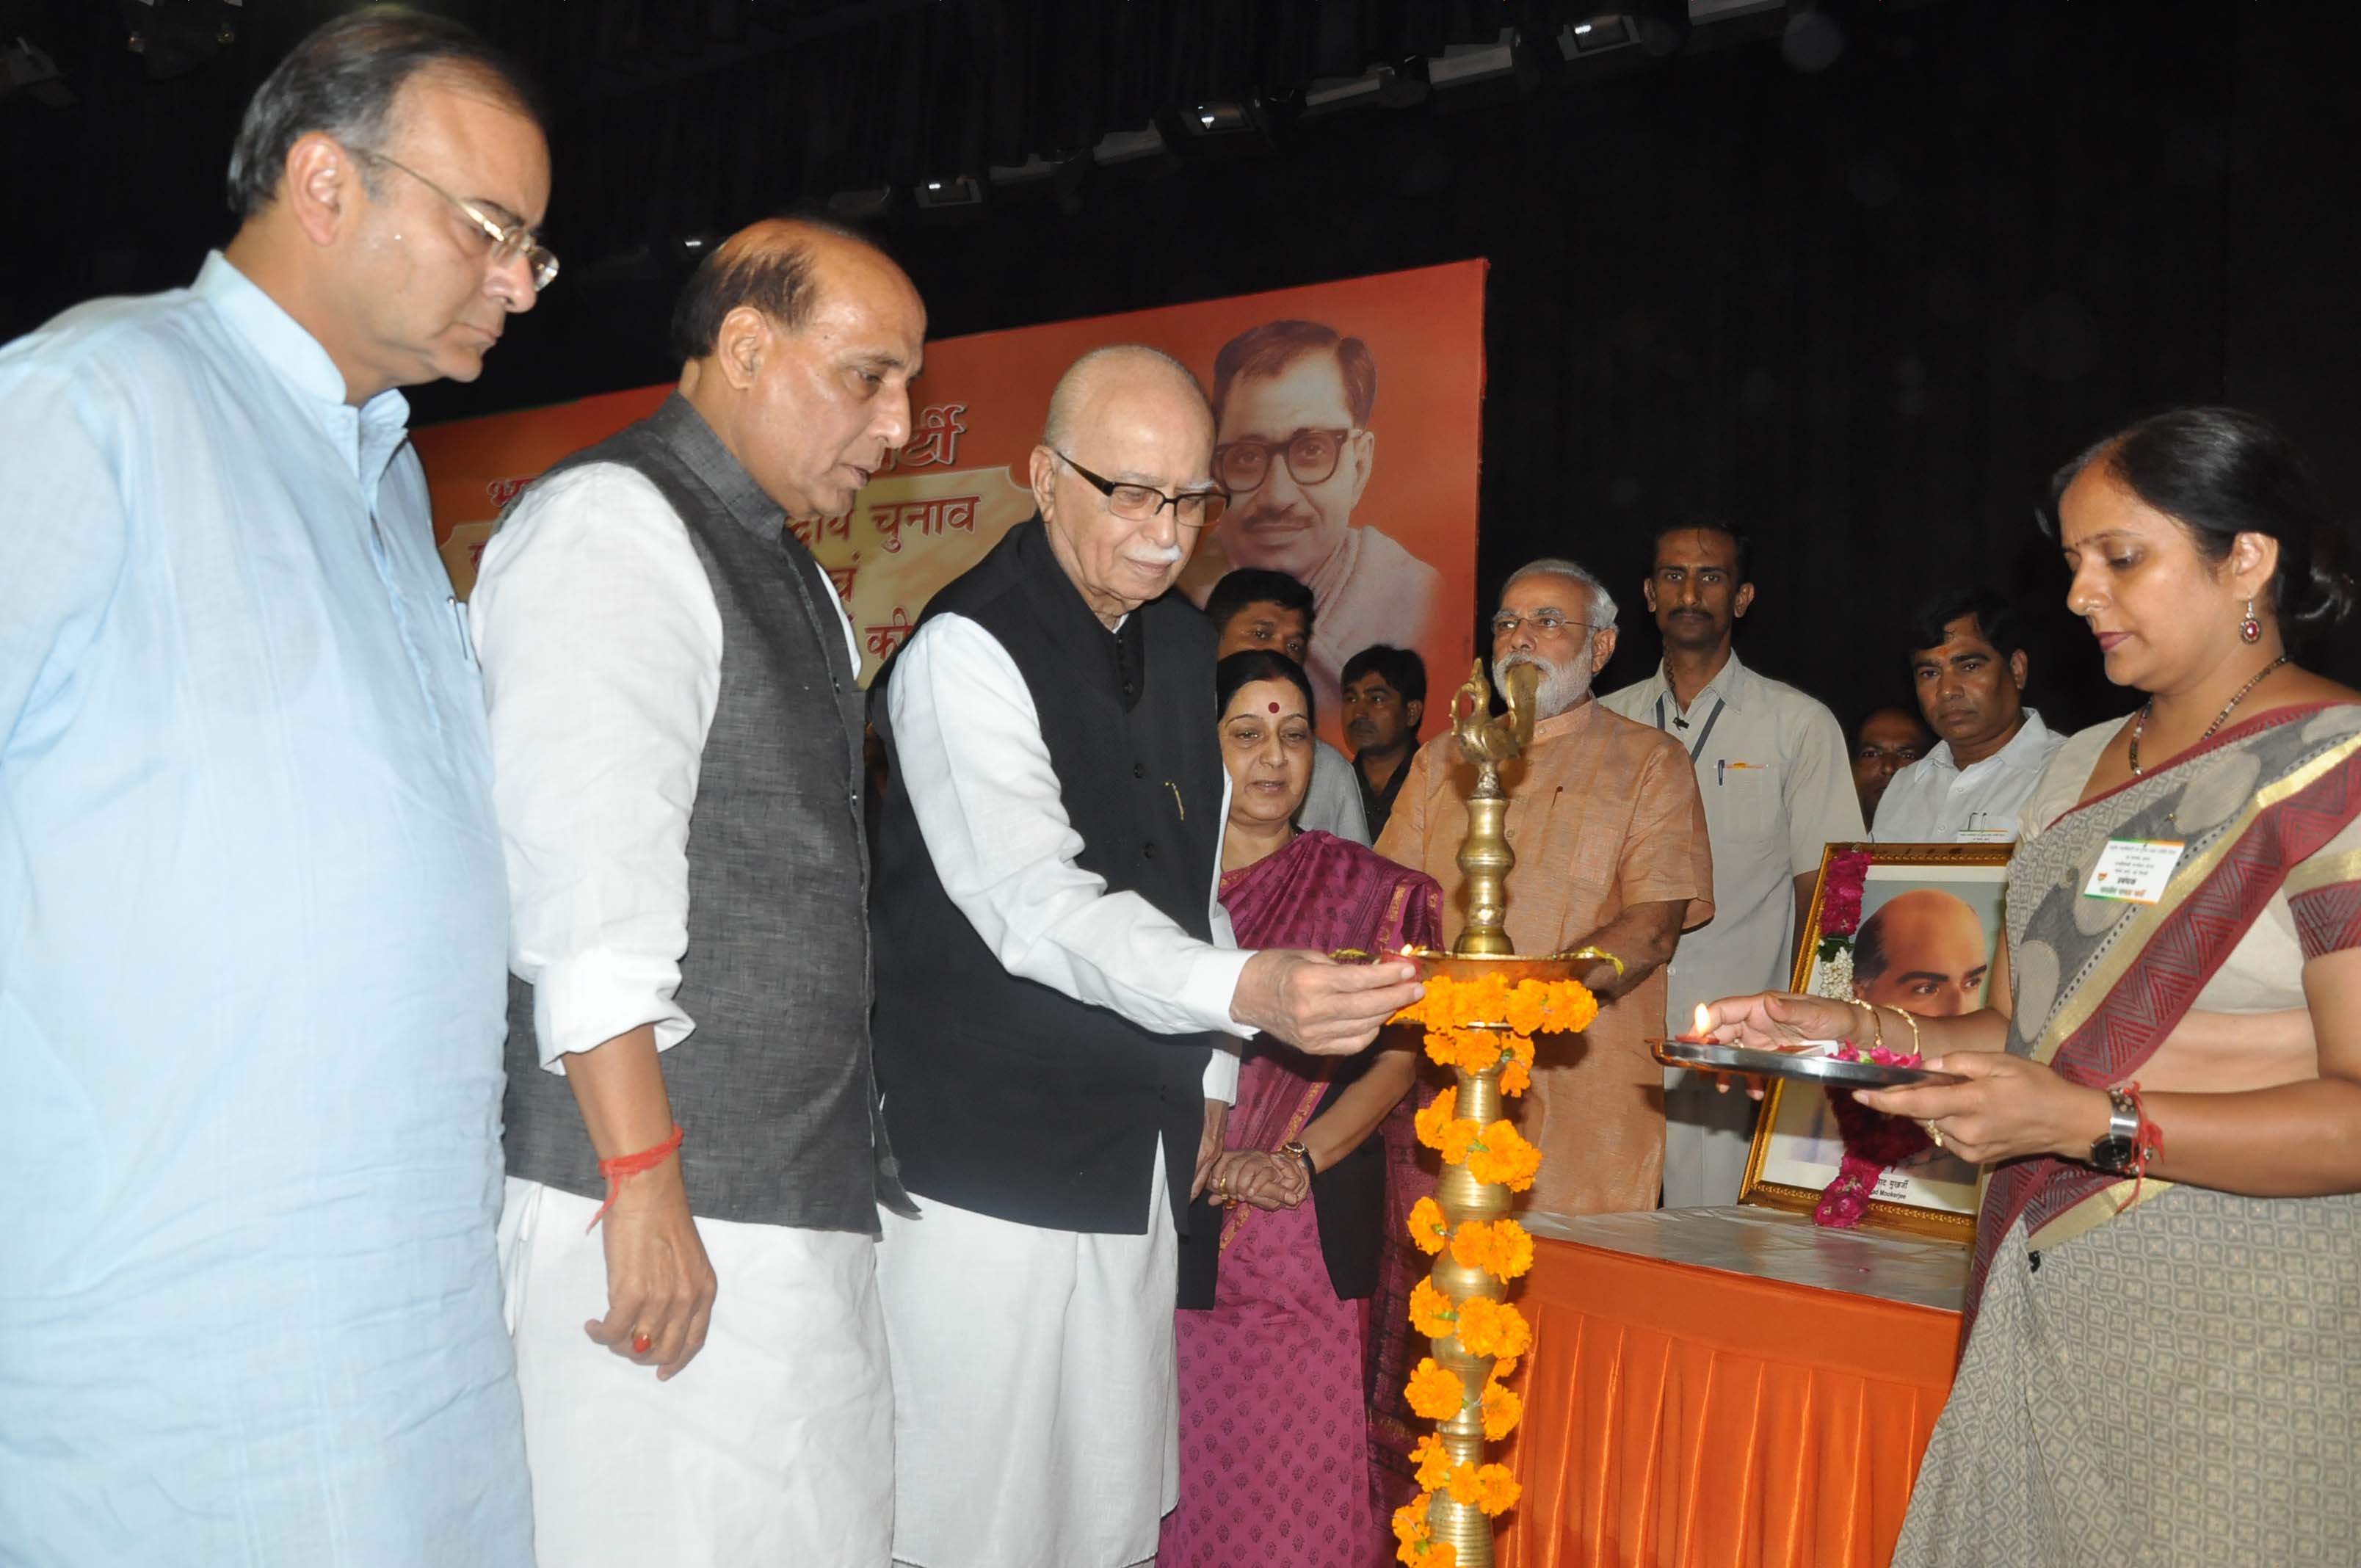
[1652, 1038, 1962, 1089]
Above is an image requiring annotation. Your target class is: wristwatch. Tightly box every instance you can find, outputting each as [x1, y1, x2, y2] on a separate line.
[2087, 1086, 2141, 1174]
[1282, 1139, 1317, 1179]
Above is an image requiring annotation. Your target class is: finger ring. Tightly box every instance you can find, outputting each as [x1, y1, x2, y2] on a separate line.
[631, 1328, 653, 1355]
[1924, 1122, 1945, 1150]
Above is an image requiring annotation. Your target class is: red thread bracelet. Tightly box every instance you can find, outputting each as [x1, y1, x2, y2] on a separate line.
[2125, 1083, 2165, 1203]
[585, 1124, 684, 1233]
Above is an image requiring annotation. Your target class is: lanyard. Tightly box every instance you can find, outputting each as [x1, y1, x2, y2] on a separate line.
[1654, 693, 1727, 765]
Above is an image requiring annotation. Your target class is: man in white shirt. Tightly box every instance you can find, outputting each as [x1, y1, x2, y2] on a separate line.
[1203, 566, 1371, 843]
[472, 218, 924, 1565]
[868, 344, 1420, 1568]
[1600, 520, 1864, 1208]
[1874, 587, 2066, 843]
[1852, 704, 1934, 824]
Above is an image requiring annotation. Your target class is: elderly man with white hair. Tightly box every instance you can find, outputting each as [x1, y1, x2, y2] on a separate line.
[1377, 556, 1715, 1219]
[868, 343, 1423, 1568]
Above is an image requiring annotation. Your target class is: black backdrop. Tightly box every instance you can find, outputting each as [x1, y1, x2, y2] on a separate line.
[7, 0, 2357, 731]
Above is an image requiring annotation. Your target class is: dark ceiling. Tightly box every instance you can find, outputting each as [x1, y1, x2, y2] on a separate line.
[1, 0, 1821, 343]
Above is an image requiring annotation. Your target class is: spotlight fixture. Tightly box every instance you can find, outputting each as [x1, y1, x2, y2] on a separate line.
[1090, 123, 1167, 166]
[1559, 16, 1636, 57]
[913, 175, 984, 210]
[987, 153, 1060, 186]
[825, 187, 892, 219]
[1183, 101, 1250, 135]
[2, 35, 74, 106]
[1299, 62, 1427, 119]
[1427, 29, 1534, 111]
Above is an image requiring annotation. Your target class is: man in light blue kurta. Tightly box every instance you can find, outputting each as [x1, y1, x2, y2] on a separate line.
[0, 12, 552, 1564]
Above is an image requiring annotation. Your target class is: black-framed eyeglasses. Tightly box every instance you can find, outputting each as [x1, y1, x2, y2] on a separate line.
[1056, 451, 1229, 528]
[352, 148, 559, 291]
[1213, 427, 1360, 493]
[1490, 610, 1591, 638]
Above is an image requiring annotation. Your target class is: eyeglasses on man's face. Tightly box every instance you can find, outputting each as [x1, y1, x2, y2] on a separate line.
[1212, 427, 1360, 493]
[1056, 451, 1229, 529]
[1490, 610, 1589, 639]
[353, 148, 559, 292]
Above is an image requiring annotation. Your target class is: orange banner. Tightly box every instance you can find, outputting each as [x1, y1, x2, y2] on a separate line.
[415, 261, 1485, 747]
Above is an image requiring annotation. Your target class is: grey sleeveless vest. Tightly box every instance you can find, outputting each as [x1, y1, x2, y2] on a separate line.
[499, 392, 907, 1232]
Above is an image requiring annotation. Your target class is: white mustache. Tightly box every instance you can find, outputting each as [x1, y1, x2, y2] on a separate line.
[1126, 544, 1184, 566]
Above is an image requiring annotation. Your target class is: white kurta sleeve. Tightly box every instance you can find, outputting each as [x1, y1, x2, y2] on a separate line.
[469, 463, 724, 1070]
[888, 612, 1255, 1061]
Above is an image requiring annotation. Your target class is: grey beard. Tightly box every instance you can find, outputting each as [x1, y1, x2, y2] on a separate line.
[1495, 652, 1592, 719]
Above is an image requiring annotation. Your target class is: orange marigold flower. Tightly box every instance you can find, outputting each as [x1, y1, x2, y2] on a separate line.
[1448, 1222, 1494, 1274]
[1465, 1119, 1542, 1191]
[1481, 1378, 1523, 1440]
[1391, 1496, 1429, 1547]
[1444, 1460, 1484, 1507]
[1486, 1219, 1536, 1281]
[1498, 1056, 1532, 1096]
[1405, 1357, 1467, 1421]
[1410, 1434, 1453, 1492]
[1491, 1355, 1519, 1381]
[1473, 1464, 1523, 1516]
[1456, 1296, 1532, 1361]
[1409, 1279, 1458, 1340]
[1407, 1197, 1450, 1255]
[1435, 1117, 1479, 1166]
[1412, 1086, 1458, 1150]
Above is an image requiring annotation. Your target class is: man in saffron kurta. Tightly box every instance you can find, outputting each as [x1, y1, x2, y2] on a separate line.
[1378, 559, 1713, 1217]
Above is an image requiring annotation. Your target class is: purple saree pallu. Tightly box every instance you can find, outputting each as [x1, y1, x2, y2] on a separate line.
[1159, 830, 1443, 1567]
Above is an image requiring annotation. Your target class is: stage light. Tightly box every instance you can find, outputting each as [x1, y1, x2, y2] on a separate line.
[988, 154, 1060, 186]
[3, 36, 74, 107]
[1091, 123, 1167, 166]
[1185, 101, 1251, 136]
[1559, 16, 1636, 57]
[1427, 29, 1519, 91]
[914, 175, 983, 209]
[1299, 62, 1427, 118]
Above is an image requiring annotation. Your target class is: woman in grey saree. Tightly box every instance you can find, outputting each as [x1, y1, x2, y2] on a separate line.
[1702, 407, 2361, 1568]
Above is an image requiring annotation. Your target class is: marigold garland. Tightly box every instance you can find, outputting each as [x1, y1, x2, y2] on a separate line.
[1454, 1295, 1533, 1361]
[1407, 1197, 1450, 1255]
[1391, 1495, 1459, 1568]
[1408, 1279, 1458, 1340]
[1410, 1434, 1454, 1492]
[1389, 969, 1590, 1550]
[1480, 1375, 1523, 1441]
[1449, 1217, 1536, 1282]
[1464, 1119, 1543, 1191]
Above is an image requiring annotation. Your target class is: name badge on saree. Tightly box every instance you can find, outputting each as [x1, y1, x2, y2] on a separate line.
[2083, 837, 2186, 904]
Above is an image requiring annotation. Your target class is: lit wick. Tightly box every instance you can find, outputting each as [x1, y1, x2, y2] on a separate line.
[1689, 1002, 1713, 1042]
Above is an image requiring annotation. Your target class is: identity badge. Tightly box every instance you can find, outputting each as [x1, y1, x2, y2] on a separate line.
[2082, 837, 2186, 904]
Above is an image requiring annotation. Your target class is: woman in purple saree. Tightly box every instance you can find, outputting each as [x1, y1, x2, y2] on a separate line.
[1160, 650, 1444, 1568]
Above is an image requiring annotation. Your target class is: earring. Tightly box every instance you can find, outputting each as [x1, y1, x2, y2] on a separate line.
[2240, 597, 2263, 645]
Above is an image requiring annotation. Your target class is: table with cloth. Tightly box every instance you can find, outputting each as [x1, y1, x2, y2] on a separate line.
[1492, 1206, 1966, 1568]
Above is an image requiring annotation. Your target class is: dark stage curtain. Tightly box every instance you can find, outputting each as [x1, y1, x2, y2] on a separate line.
[7, 0, 2355, 725]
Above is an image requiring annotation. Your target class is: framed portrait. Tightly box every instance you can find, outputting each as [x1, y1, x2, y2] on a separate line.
[1735, 841, 2014, 1242]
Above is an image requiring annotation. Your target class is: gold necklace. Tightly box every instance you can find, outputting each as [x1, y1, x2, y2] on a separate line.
[2128, 655, 2288, 777]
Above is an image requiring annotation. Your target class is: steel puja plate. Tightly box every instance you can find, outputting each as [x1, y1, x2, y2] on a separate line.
[1651, 1038, 1962, 1089]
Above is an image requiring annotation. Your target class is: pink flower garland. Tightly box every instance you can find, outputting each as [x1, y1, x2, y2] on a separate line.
[1813, 1040, 1931, 1228]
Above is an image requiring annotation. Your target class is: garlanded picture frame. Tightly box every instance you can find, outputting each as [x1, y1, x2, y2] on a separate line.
[1735, 841, 2015, 1243]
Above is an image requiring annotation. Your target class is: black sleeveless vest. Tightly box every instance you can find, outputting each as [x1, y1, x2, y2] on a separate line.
[498, 393, 906, 1233]
[870, 520, 1225, 1233]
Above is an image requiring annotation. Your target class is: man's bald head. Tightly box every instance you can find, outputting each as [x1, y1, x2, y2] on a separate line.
[670, 217, 912, 364]
[1853, 888, 1990, 1017]
[1042, 344, 1211, 453]
[675, 217, 926, 520]
[1029, 344, 1221, 626]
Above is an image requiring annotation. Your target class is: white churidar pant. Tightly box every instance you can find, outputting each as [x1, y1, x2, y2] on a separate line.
[496, 1176, 894, 1567]
[879, 1145, 1177, 1568]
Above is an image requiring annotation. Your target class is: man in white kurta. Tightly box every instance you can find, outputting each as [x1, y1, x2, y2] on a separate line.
[473, 220, 926, 1565]
[869, 345, 1421, 1568]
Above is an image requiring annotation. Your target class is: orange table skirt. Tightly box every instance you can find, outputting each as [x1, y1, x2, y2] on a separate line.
[1495, 1238, 1962, 1568]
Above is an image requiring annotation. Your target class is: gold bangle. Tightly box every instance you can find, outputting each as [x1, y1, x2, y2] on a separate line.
[1881, 1004, 1924, 1057]
[1569, 944, 1626, 978]
[1847, 998, 1882, 1048]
